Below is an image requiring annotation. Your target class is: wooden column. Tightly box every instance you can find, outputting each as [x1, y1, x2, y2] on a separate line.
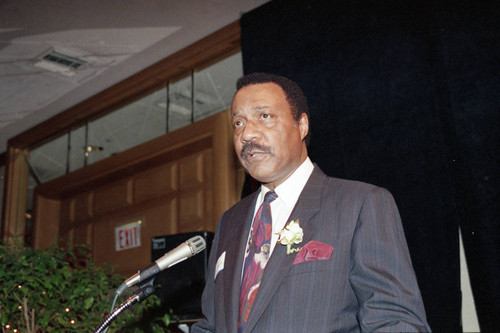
[1, 147, 29, 243]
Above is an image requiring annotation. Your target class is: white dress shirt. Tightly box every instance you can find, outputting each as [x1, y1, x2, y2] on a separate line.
[252, 157, 314, 255]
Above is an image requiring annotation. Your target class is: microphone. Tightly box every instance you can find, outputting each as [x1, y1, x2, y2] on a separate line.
[116, 235, 206, 296]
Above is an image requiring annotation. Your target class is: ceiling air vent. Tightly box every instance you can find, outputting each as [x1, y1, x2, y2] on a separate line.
[34, 49, 87, 77]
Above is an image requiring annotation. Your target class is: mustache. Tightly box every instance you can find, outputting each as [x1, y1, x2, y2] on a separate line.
[240, 142, 271, 160]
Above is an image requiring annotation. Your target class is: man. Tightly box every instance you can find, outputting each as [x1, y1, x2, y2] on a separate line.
[191, 73, 430, 332]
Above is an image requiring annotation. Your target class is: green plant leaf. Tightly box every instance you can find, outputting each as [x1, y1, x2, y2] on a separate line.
[162, 313, 171, 327]
[84, 296, 94, 310]
[38, 312, 51, 328]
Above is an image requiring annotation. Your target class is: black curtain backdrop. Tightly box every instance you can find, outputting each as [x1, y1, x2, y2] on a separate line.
[239, 0, 499, 331]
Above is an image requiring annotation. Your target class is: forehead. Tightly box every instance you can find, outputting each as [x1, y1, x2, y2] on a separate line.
[232, 82, 288, 111]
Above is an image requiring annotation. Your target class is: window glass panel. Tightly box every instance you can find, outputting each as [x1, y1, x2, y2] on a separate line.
[87, 87, 167, 165]
[69, 124, 86, 172]
[194, 52, 242, 121]
[168, 76, 193, 132]
[27, 134, 68, 183]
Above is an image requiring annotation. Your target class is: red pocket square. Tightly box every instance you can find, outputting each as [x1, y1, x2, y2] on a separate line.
[293, 240, 334, 265]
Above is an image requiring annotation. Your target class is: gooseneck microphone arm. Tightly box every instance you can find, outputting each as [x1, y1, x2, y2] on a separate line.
[95, 283, 155, 333]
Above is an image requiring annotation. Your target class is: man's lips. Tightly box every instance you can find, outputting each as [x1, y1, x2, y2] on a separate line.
[240, 142, 271, 161]
[244, 150, 265, 160]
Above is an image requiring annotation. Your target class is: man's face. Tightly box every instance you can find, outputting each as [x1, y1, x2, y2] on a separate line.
[231, 82, 309, 189]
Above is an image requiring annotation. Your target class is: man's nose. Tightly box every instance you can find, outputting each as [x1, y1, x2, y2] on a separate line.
[240, 120, 260, 143]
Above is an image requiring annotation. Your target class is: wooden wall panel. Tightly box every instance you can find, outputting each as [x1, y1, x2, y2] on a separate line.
[204, 150, 214, 230]
[60, 198, 75, 223]
[74, 222, 92, 248]
[74, 192, 93, 222]
[59, 198, 74, 245]
[94, 179, 132, 215]
[178, 150, 210, 232]
[203, 149, 214, 231]
[162, 197, 178, 235]
[94, 215, 145, 276]
[32, 196, 61, 249]
[134, 163, 178, 202]
[32, 110, 241, 275]
[93, 199, 177, 275]
[179, 153, 204, 189]
[59, 229, 74, 245]
[179, 189, 204, 232]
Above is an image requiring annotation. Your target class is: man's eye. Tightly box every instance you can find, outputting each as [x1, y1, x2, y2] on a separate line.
[262, 113, 270, 119]
[233, 120, 242, 127]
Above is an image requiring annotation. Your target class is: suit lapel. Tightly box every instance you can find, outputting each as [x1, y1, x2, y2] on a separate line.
[222, 192, 258, 333]
[243, 167, 327, 332]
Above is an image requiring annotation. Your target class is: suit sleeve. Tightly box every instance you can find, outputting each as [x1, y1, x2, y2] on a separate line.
[190, 217, 222, 333]
[349, 187, 431, 332]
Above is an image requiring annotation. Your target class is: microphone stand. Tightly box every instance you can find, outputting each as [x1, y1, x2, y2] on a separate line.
[94, 278, 155, 333]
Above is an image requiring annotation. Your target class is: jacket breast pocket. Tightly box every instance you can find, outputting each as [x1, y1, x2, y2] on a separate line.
[285, 256, 335, 277]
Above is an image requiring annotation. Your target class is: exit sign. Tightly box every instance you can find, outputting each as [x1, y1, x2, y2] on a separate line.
[115, 220, 142, 251]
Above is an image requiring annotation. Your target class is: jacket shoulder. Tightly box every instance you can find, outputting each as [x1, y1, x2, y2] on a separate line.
[314, 170, 395, 206]
[311, 166, 379, 195]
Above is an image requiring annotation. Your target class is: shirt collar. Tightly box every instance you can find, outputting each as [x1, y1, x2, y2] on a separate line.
[259, 157, 314, 207]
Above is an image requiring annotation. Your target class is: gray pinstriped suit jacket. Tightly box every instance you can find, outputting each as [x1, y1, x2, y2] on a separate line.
[192, 166, 430, 332]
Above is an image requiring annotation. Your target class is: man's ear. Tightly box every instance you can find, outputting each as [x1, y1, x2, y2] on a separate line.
[298, 113, 309, 141]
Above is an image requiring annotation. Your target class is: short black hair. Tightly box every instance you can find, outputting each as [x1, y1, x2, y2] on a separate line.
[236, 72, 309, 123]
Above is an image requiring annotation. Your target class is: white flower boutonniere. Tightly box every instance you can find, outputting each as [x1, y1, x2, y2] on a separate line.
[277, 219, 304, 254]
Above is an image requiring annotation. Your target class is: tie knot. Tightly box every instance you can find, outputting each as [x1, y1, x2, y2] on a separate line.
[264, 191, 278, 204]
